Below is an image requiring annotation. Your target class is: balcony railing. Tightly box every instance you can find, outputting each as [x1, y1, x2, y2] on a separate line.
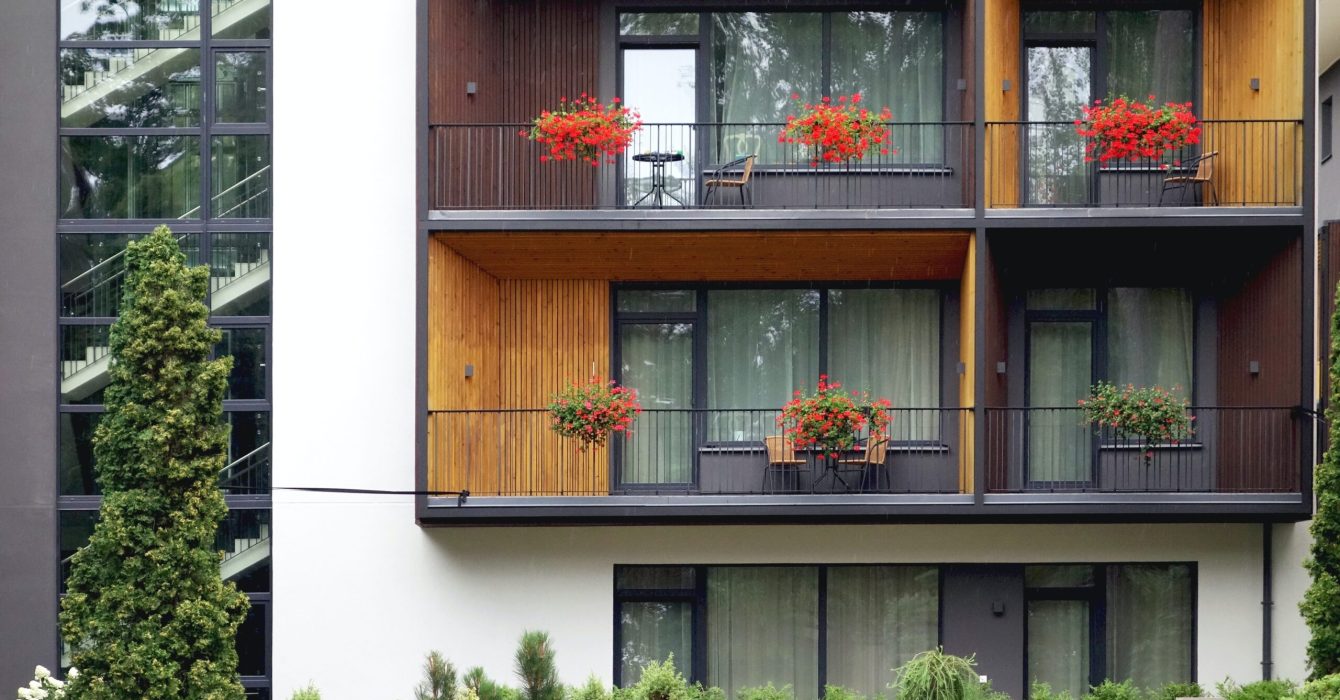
[984, 407, 1303, 494]
[429, 122, 974, 211]
[985, 119, 1303, 208]
[427, 408, 972, 496]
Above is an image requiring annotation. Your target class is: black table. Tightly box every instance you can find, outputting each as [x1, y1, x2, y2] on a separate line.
[631, 152, 686, 208]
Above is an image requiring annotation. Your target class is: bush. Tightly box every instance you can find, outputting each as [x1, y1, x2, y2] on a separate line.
[824, 686, 867, 700]
[570, 676, 613, 700]
[1152, 682, 1203, 700]
[737, 684, 793, 700]
[1031, 682, 1076, 700]
[963, 679, 1011, 700]
[1295, 675, 1340, 700]
[17, 665, 75, 700]
[1304, 282, 1340, 678]
[418, 651, 459, 700]
[1082, 680, 1141, 700]
[626, 656, 691, 700]
[517, 632, 563, 700]
[290, 684, 322, 700]
[467, 665, 518, 700]
[893, 649, 978, 700]
[1217, 679, 1298, 700]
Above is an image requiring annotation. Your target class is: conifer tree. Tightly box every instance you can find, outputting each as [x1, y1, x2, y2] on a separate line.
[1303, 284, 1340, 679]
[515, 631, 562, 700]
[59, 226, 249, 699]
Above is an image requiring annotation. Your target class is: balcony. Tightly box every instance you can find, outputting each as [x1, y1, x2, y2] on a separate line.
[428, 122, 974, 213]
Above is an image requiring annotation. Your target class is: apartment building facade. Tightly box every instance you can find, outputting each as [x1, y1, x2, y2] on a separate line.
[0, 1, 1323, 699]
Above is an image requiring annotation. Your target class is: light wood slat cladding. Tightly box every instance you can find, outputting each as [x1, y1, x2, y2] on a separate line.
[984, 0, 1021, 208]
[438, 231, 973, 281]
[1202, 0, 1304, 206]
[957, 236, 976, 493]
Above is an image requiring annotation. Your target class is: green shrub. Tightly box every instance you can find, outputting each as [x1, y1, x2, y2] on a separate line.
[824, 686, 867, 700]
[628, 656, 691, 700]
[570, 675, 614, 700]
[963, 679, 1011, 700]
[1031, 682, 1076, 700]
[1152, 682, 1202, 700]
[736, 684, 793, 700]
[892, 649, 978, 700]
[517, 631, 564, 700]
[418, 651, 459, 700]
[467, 665, 516, 700]
[1216, 679, 1298, 700]
[1305, 282, 1340, 678]
[690, 683, 727, 700]
[1083, 680, 1141, 700]
[1295, 674, 1340, 700]
[290, 684, 321, 700]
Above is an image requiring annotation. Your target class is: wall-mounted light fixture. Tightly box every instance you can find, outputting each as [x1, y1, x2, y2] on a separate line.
[466, 81, 478, 95]
[1002, 79, 1012, 92]
[465, 363, 475, 378]
[1249, 360, 1260, 376]
[957, 78, 967, 91]
[957, 362, 966, 375]
[996, 361, 1007, 375]
[1250, 78, 1260, 92]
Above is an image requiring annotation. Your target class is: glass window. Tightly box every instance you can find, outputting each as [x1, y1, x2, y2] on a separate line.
[60, 412, 104, 496]
[61, 233, 202, 318]
[217, 327, 268, 400]
[707, 567, 819, 700]
[617, 290, 696, 313]
[1324, 98, 1334, 161]
[61, 325, 113, 405]
[1027, 288, 1097, 311]
[211, 233, 271, 316]
[1025, 565, 1095, 588]
[1106, 564, 1194, 689]
[212, 135, 271, 218]
[620, 324, 694, 485]
[215, 52, 268, 123]
[711, 13, 822, 127]
[236, 599, 268, 677]
[219, 509, 272, 591]
[621, 602, 693, 685]
[61, 1, 201, 42]
[1023, 11, 1096, 34]
[826, 567, 938, 698]
[59, 511, 99, 592]
[1107, 288, 1193, 392]
[618, 566, 697, 591]
[1106, 12, 1195, 104]
[707, 289, 820, 412]
[620, 13, 699, 36]
[1028, 599, 1092, 700]
[61, 135, 202, 219]
[214, 0, 272, 40]
[60, 48, 202, 128]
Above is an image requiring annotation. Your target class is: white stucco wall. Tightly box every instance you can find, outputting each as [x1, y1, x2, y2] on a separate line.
[269, 3, 1314, 699]
[1274, 521, 1314, 683]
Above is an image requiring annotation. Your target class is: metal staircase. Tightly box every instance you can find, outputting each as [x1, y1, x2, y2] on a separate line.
[219, 442, 271, 494]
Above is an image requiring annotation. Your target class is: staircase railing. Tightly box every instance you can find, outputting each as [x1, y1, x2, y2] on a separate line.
[219, 441, 271, 494]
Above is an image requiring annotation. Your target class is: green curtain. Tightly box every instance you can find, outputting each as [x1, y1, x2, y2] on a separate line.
[707, 567, 820, 700]
[1105, 11, 1195, 105]
[707, 290, 820, 440]
[1028, 322, 1093, 483]
[620, 323, 694, 484]
[828, 289, 941, 441]
[1107, 288, 1194, 394]
[825, 566, 939, 698]
[830, 12, 944, 162]
[1106, 564, 1194, 688]
[620, 601, 694, 685]
[1028, 600, 1092, 700]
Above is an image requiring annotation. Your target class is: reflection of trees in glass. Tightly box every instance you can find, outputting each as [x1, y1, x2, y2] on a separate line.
[619, 12, 698, 36]
[712, 13, 821, 161]
[64, 1, 198, 42]
[620, 602, 692, 685]
[1106, 11, 1194, 105]
[1027, 47, 1090, 205]
[61, 48, 201, 128]
[61, 136, 201, 218]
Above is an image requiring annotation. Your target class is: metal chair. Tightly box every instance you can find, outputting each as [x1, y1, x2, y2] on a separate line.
[839, 438, 889, 492]
[703, 154, 756, 207]
[762, 435, 804, 493]
[1158, 151, 1219, 206]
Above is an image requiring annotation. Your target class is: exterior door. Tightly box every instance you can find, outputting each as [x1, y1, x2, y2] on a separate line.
[1025, 44, 1093, 206]
[618, 322, 695, 488]
[621, 47, 698, 206]
[1026, 320, 1094, 486]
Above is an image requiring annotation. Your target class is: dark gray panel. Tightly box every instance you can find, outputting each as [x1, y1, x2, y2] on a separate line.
[0, 0, 59, 687]
[941, 565, 1025, 700]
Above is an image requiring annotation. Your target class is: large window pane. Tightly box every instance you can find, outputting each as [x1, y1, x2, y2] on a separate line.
[1106, 12, 1195, 105]
[223, 412, 272, 494]
[212, 135, 271, 218]
[620, 324, 694, 485]
[621, 602, 693, 685]
[220, 509, 272, 593]
[828, 289, 940, 440]
[1028, 600, 1091, 700]
[236, 599, 269, 677]
[60, 412, 104, 496]
[617, 290, 696, 313]
[61, 48, 202, 128]
[61, 325, 112, 404]
[217, 327, 268, 400]
[215, 51, 268, 123]
[1107, 288, 1193, 392]
[1107, 564, 1193, 688]
[707, 567, 819, 700]
[211, 232, 271, 316]
[59, 511, 99, 593]
[1023, 11, 1095, 34]
[61, 135, 202, 219]
[1027, 322, 1093, 483]
[826, 567, 939, 698]
[831, 12, 943, 162]
[61, 233, 201, 317]
[62, 1, 201, 42]
[214, 0, 272, 40]
[712, 13, 821, 162]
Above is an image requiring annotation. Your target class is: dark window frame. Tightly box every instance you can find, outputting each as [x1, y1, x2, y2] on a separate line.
[1323, 96, 1333, 164]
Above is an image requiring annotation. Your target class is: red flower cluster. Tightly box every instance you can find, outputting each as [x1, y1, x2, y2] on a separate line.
[780, 93, 895, 167]
[777, 375, 893, 459]
[548, 376, 642, 451]
[520, 94, 642, 166]
[1074, 95, 1201, 164]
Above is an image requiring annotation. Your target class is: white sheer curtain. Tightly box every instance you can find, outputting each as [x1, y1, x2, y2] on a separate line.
[621, 323, 694, 484]
[621, 601, 694, 685]
[707, 567, 820, 700]
[1028, 600, 1091, 699]
[1028, 322, 1093, 483]
[1107, 564, 1194, 688]
[825, 566, 939, 697]
[1107, 288, 1194, 393]
[711, 13, 821, 163]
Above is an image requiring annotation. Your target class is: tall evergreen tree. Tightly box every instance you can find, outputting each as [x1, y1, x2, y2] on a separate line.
[59, 226, 249, 699]
[1303, 283, 1340, 679]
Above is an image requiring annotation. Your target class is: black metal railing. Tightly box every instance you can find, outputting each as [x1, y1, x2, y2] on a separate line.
[984, 407, 1303, 494]
[985, 119, 1303, 208]
[427, 408, 972, 496]
[219, 441, 271, 495]
[429, 122, 974, 211]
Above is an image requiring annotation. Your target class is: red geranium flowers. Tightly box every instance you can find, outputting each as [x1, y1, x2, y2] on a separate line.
[780, 93, 895, 167]
[521, 94, 642, 166]
[1074, 95, 1201, 164]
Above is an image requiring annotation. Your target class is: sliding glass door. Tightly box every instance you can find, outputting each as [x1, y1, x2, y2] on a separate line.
[621, 47, 698, 206]
[1026, 44, 1093, 206]
[619, 322, 695, 487]
[1027, 320, 1094, 485]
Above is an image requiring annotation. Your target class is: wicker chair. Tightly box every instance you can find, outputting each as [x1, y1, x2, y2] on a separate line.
[762, 435, 804, 493]
[1158, 151, 1219, 206]
[839, 438, 890, 492]
[703, 154, 757, 207]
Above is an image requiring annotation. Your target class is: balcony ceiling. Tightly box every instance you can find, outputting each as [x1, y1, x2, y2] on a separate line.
[436, 231, 972, 281]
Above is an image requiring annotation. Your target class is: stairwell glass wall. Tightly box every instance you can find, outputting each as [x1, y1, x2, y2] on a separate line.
[56, 1, 273, 697]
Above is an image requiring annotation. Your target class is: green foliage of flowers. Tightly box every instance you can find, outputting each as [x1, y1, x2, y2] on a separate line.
[517, 631, 564, 700]
[523, 94, 642, 165]
[780, 93, 895, 166]
[548, 377, 642, 451]
[778, 375, 893, 459]
[892, 649, 978, 700]
[736, 684, 793, 700]
[1216, 679, 1298, 700]
[1293, 674, 1340, 700]
[1083, 680, 1143, 700]
[1306, 287, 1340, 679]
[418, 651, 459, 700]
[1079, 381, 1193, 448]
[58, 226, 248, 700]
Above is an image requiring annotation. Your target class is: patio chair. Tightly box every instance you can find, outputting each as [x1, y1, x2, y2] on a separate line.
[762, 435, 804, 493]
[1158, 151, 1219, 206]
[703, 154, 756, 207]
[839, 438, 889, 492]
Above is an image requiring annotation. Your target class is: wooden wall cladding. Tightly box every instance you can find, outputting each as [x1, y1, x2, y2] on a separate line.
[984, 0, 1021, 208]
[957, 236, 976, 492]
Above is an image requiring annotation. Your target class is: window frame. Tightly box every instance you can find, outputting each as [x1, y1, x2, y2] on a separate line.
[1323, 96, 1333, 164]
